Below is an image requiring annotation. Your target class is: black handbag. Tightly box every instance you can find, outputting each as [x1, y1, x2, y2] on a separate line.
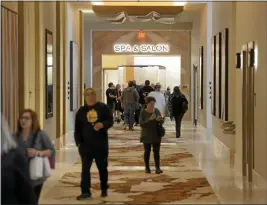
[154, 110, 165, 138]
[157, 123, 165, 138]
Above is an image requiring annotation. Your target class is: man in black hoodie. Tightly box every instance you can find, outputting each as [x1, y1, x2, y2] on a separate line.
[75, 88, 114, 200]
[139, 80, 154, 109]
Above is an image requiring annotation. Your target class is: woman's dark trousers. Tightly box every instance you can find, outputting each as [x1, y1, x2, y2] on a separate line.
[174, 114, 184, 138]
[143, 143, 161, 169]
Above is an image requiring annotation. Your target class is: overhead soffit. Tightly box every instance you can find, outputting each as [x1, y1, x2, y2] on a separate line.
[92, 5, 184, 16]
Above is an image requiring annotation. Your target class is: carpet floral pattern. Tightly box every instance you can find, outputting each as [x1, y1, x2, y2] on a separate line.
[42, 124, 219, 204]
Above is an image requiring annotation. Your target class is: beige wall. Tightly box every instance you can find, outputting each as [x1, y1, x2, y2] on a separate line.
[211, 2, 237, 152]
[2, 1, 18, 12]
[12, 2, 84, 149]
[209, 2, 267, 181]
[234, 2, 267, 180]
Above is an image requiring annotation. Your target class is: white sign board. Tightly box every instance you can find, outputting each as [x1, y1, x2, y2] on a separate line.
[113, 44, 170, 53]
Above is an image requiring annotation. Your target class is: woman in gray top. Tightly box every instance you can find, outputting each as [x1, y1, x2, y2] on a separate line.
[139, 96, 164, 174]
[16, 109, 55, 202]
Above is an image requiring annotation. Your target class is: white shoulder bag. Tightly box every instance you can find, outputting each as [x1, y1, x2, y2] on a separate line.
[43, 157, 52, 178]
[29, 157, 44, 180]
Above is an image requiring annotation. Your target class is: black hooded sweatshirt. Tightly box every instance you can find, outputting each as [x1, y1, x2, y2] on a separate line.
[74, 102, 114, 154]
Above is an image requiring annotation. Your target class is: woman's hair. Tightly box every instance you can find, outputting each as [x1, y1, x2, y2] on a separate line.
[16, 109, 41, 137]
[145, 96, 156, 105]
[1, 114, 17, 154]
[173, 86, 181, 94]
[116, 84, 121, 89]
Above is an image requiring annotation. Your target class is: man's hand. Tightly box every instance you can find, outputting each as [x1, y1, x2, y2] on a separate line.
[28, 148, 37, 157]
[94, 122, 104, 131]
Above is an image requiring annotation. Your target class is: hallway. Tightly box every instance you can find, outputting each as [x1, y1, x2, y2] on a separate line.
[39, 122, 266, 204]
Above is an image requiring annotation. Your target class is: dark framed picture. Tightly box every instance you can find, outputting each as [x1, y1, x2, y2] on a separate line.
[211, 35, 216, 116]
[221, 28, 229, 121]
[215, 33, 222, 118]
[70, 41, 80, 111]
[45, 29, 53, 119]
[199, 46, 204, 110]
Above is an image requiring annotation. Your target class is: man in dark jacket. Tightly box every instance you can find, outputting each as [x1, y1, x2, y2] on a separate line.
[139, 80, 154, 109]
[75, 88, 114, 200]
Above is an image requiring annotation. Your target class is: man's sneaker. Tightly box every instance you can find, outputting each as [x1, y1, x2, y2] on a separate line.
[76, 193, 91, 200]
[101, 189, 108, 197]
[129, 127, 134, 131]
[124, 125, 128, 130]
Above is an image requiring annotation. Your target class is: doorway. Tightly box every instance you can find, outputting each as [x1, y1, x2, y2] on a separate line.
[241, 42, 255, 184]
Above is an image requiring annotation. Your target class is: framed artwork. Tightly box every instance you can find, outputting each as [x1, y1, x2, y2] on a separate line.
[211, 35, 216, 116]
[70, 41, 80, 111]
[199, 46, 204, 110]
[215, 33, 222, 118]
[221, 28, 229, 121]
[45, 29, 53, 118]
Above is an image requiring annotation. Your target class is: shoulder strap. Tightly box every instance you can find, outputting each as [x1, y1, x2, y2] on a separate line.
[31, 132, 39, 148]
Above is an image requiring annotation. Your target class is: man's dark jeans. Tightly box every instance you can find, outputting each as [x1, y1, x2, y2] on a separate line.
[79, 148, 108, 194]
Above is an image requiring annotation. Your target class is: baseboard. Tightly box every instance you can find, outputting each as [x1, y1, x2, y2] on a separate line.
[253, 170, 267, 189]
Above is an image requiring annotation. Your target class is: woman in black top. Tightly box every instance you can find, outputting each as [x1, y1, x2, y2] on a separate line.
[1, 114, 36, 205]
[139, 97, 164, 174]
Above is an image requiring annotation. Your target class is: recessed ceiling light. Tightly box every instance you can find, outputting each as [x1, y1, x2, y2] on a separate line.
[81, 9, 94, 13]
[173, 2, 186, 6]
[91, 1, 104, 5]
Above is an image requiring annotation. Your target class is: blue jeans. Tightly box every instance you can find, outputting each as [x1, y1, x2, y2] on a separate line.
[123, 103, 135, 128]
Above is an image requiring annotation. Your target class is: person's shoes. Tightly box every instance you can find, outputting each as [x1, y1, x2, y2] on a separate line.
[129, 127, 134, 131]
[145, 168, 151, 173]
[124, 125, 128, 130]
[134, 123, 139, 126]
[101, 189, 108, 197]
[176, 136, 180, 138]
[155, 168, 163, 174]
[76, 193, 91, 200]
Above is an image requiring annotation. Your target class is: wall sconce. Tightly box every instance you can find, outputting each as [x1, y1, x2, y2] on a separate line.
[249, 48, 255, 67]
[236, 52, 241, 69]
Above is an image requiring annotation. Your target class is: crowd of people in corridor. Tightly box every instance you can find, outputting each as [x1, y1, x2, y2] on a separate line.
[1, 79, 188, 204]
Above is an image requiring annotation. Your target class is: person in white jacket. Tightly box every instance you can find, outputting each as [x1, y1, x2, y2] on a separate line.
[148, 84, 166, 117]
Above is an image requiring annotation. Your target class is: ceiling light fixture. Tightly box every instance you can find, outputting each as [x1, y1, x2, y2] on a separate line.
[91, 1, 104, 5]
[81, 9, 94, 13]
[173, 2, 186, 6]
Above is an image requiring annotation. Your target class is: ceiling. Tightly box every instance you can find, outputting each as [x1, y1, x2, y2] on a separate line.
[70, 1, 206, 23]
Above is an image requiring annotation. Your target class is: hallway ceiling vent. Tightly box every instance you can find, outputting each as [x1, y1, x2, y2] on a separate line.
[92, 5, 184, 24]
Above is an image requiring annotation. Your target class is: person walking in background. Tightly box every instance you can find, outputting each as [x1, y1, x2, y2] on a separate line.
[121, 81, 139, 131]
[115, 84, 123, 123]
[139, 97, 164, 174]
[2, 114, 37, 205]
[148, 84, 166, 117]
[106, 83, 117, 118]
[139, 80, 154, 109]
[168, 86, 188, 138]
[133, 80, 141, 126]
[164, 86, 171, 118]
[16, 109, 55, 203]
[75, 88, 113, 200]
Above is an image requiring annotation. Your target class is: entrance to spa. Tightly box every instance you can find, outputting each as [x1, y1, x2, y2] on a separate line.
[102, 55, 181, 102]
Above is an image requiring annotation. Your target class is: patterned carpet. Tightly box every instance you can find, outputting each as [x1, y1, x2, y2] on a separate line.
[41, 123, 219, 204]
